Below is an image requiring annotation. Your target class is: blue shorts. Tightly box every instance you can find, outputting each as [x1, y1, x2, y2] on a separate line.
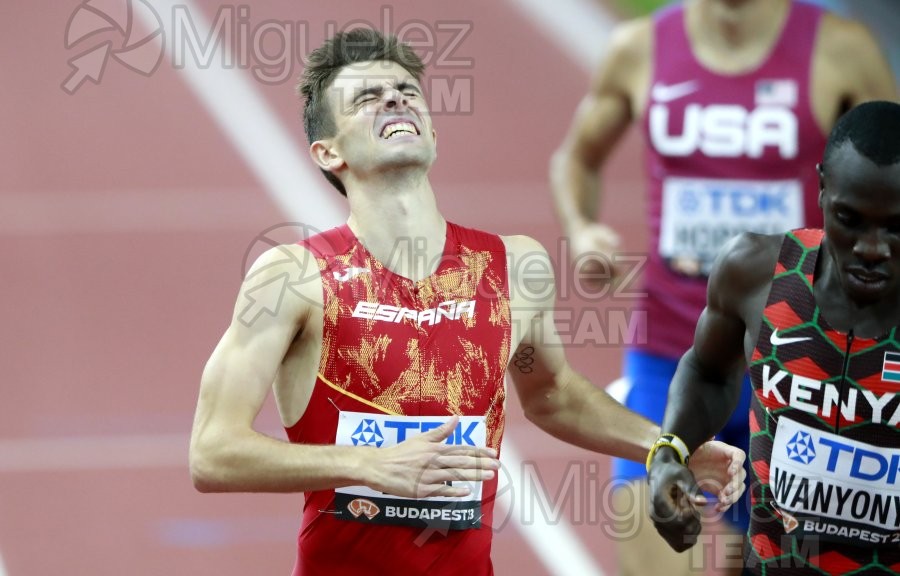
[611, 348, 752, 532]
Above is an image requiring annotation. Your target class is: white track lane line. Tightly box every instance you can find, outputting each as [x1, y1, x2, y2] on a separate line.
[506, 0, 616, 71]
[499, 442, 606, 576]
[139, 0, 345, 231]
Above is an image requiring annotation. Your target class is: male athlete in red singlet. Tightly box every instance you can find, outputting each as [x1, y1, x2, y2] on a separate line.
[189, 28, 746, 575]
[551, 1, 895, 574]
[649, 101, 900, 576]
[288, 222, 510, 574]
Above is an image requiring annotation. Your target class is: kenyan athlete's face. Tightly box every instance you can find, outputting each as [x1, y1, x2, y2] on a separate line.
[819, 143, 900, 306]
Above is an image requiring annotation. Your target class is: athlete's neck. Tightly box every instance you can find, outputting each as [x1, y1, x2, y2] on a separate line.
[346, 182, 447, 282]
[687, 0, 790, 73]
[814, 243, 900, 339]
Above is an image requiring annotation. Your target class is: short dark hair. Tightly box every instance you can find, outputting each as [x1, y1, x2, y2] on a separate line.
[297, 28, 426, 196]
[823, 100, 900, 171]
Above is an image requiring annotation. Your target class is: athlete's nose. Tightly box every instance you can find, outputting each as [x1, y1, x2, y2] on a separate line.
[853, 227, 890, 264]
[383, 87, 408, 110]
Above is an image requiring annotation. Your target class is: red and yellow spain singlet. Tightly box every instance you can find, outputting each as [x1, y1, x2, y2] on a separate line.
[287, 222, 511, 575]
[747, 229, 900, 575]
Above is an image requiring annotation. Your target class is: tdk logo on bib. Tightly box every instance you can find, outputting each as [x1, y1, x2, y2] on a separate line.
[818, 437, 900, 484]
[773, 419, 900, 487]
[382, 420, 480, 446]
[786, 430, 816, 465]
[351, 419, 384, 447]
[336, 411, 487, 450]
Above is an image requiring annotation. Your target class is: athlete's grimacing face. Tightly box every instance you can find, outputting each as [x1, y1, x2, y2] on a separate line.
[322, 60, 437, 179]
[819, 142, 900, 306]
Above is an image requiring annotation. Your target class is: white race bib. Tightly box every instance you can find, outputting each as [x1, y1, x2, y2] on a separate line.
[333, 411, 488, 530]
[659, 177, 803, 276]
[769, 417, 900, 546]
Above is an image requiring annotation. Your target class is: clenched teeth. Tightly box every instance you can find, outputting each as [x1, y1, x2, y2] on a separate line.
[381, 122, 418, 139]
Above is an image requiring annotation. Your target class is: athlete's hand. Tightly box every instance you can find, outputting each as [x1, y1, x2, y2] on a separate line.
[568, 223, 621, 289]
[364, 416, 500, 499]
[688, 440, 746, 512]
[647, 447, 707, 552]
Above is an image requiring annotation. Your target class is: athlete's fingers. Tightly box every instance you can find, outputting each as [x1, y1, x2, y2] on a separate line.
[731, 447, 747, 469]
[677, 475, 705, 505]
[650, 485, 682, 523]
[433, 454, 500, 470]
[418, 482, 471, 499]
[689, 493, 708, 507]
[422, 467, 496, 485]
[715, 471, 747, 511]
[652, 499, 701, 553]
[718, 478, 736, 504]
[714, 454, 747, 509]
[420, 416, 459, 443]
[589, 224, 621, 248]
[654, 477, 701, 522]
[439, 445, 498, 459]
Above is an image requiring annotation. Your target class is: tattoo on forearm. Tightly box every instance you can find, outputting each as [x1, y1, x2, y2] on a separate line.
[514, 346, 535, 373]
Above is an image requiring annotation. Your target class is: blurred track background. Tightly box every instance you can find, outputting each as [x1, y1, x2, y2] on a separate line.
[1, 0, 896, 574]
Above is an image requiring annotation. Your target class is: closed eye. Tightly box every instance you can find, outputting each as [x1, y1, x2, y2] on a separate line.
[834, 208, 860, 229]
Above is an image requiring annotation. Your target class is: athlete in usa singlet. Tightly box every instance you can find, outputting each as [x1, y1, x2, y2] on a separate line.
[642, 1, 828, 358]
[287, 222, 511, 576]
[746, 229, 900, 575]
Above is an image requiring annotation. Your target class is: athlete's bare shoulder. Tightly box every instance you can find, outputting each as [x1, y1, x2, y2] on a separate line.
[817, 11, 883, 57]
[813, 12, 896, 106]
[237, 243, 322, 331]
[707, 232, 782, 320]
[499, 234, 554, 306]
[500, 234, 551, 284]
[609, 16, 653, 60]
[581, 15, 653, 111]
[498, 235, 555, 352]
[596, 16, 653, 98]
[500, 234, 543, 254]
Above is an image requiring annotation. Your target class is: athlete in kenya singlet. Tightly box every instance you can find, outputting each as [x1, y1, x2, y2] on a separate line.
[746, 229, 900, 575]
[287, 222, 511, 576]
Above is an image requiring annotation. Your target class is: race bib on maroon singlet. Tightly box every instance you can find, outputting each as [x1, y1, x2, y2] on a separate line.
[769, 417, 900, 546]
[659, 177, 803, 277]
[333, 411, 487, 530]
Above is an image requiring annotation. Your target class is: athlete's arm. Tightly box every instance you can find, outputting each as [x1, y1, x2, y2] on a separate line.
[502, 236, 745, 501]
[190, 245, 497, 497]
[647, 233, 778, 551]
[549, 18, 650, 276]
[813, 13, 896, 129]
[503, 235, 660, 462]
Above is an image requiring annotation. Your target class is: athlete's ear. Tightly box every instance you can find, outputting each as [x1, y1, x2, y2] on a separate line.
[309, 140, 344, 173]
[816, 163, 825, 209]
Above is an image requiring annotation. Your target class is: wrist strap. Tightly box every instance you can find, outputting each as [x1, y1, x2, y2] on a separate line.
[645, 433, 691, 472]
